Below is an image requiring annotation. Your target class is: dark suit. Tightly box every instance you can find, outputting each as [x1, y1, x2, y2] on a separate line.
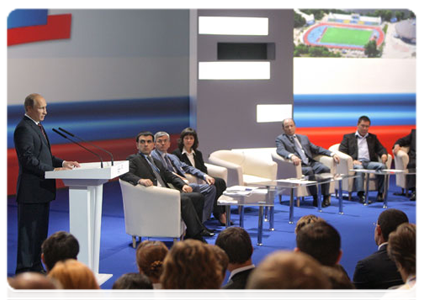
[275, 133, 333, 196]
[172, 148, 226, 219]
[223, 267, 254, 289]
[339, 132, 387, 193]
[14, 116, 64, 274]
[353, 244, 404, 289]
[394, 129, 416, 189]
[119, 153, 205, 238]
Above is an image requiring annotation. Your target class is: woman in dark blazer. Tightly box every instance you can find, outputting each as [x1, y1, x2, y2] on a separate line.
[173, 127, 229, 225]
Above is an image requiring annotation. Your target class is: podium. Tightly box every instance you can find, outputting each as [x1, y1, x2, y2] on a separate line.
[45, 160, 129, 285]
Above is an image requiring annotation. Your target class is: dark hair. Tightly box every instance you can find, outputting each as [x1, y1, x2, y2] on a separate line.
[388, 223, 416, 276]
[112, 273, 153, 289]
[377, 209, 409, 241]
[296, 222, 341, 266]
[357, 115, 371, 125]
[41, 231, 79, 271]
[215, 227, 253, 264]
[136, 131, 154, 143]
[24, 93, 41, 111]
[177, 127, 199, 151]
[321, 266, 355, 289]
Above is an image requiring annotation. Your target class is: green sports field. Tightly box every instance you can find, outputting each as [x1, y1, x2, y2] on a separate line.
[320, 27, 373, 46]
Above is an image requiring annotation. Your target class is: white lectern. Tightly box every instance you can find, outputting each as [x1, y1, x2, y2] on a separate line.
[45, 160, 129, 285]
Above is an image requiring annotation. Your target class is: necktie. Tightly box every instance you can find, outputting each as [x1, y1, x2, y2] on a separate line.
[146, 156, 166, 187]
[38, 123, 47, 141]
[292, 136, 309, 165]
[164, 155, 176, 173]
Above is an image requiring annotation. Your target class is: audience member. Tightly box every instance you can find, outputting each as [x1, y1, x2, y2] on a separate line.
[173, 127, 228, 225]
[41, 231, 79, 272]
[208, 244, 229, 279]
[160, 239, 223, 289]
[119, 131, 211, 242]
[246, 251, 331, 289]
[276, 118, 340, 207]
[381, 223, 420, 300]
[112, 273, 153, 289]
[295, 221, 349, 280]
[5, 272, 64, 300]
[295, 214, 325, 234]
[136, 240, 168, 289]
[339, 115, 388, 203]
[393, 129, 416, 201]
[152, 131, 216, 223]
[215, 227, 255, 289]
[321, 265, 355, 289]
[48, 259, 99, 289]
[353, 209, 409, 289]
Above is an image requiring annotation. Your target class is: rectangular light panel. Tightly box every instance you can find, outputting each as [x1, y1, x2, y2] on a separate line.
[199, 62, 270, 80]
[199, 16, 269, 36]
[256, 104, 292, 123]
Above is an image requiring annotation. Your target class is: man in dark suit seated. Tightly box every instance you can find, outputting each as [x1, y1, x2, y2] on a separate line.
[339, 115, 388, 203]
[275, 118, 340, 207]
[215, 227, 255, 289]
[14, 93, 80, 274]
[295, 222, 351, 285]
[393, 129, 416, 201]
[353, 209, 409, 289]
[119, 131, 213, 242]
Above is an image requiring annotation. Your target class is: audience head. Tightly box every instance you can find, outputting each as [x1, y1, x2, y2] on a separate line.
[136, 131, 155, 155]
[295, 222, 341, 266]
[376, 209, 409, 244]
[215, 227, 253, 268]
[48, 259, 99, 289]
[41, 231, 79, 272]
[246, 251, 331, 289]
[177, 127, 199, 151]
[357, 115, 371, 136]
[5, 272, 66, 300]
[282, 118, 296, 136]
[160, 239, 223, 289]
[208, 244, 229, 278]
[154, 131, 171, 153]
[388, 223, 416, 279]
[112, 273, 153, 289]
[320, 266, 355, 289]
[295, 214, 325, 234]
[136, 240, 168, 283]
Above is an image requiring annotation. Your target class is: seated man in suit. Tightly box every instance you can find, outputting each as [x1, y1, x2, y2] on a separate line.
[151, 131, 216, 223]
[353, 209, 409, 289]
[393, 129, 416, 201]
[276, 118, 340, 207]
[215, 227, 255, 289]
[120, 131, 213, 242]
[339, 115, 388, 203]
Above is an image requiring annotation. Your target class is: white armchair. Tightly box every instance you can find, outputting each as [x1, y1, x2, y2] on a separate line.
[394, 146, 410, 195]
[329, 143, 392, 200]
[119, 179, 185, 248]
[185, 163, 228, 185]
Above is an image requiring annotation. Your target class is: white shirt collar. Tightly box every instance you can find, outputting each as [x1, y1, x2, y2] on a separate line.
[182, 148, 195, 156]
[378, 242, 388, 251]
[228, 264, 255, 281]
[25, 113, 39, 125]
[355, 130, 369, 139]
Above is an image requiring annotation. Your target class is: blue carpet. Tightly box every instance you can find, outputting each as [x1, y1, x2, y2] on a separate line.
[7, 177, 416, 289]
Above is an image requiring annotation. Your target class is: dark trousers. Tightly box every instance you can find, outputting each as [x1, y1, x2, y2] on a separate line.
[180, 192, 204, 238]
[302, 161, 331, 196]
[16, 202, 50, 274]
[212, 177, 226, 219]
[407, 157, 416, 190]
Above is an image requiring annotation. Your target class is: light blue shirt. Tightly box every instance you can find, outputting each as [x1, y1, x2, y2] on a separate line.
[355, 131, 370, 162]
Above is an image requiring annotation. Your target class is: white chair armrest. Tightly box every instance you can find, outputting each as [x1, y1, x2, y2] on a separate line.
[271, 151, 301, 179]
[208, 156, 243, 186]
[205, 163, 228, 183]
[243, 153, 277, 180]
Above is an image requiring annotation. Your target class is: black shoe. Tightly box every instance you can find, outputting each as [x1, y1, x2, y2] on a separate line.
[312, 195, 318, 207]
[377, 193, 384, 202]
[200, 229, 215, 237]
[410, 191, 416, 201]
[189, 234, 208, 243]
[322, 196, 331, 208]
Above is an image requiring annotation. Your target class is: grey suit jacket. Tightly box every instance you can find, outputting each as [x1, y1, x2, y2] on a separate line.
[275, 133, 332, 161]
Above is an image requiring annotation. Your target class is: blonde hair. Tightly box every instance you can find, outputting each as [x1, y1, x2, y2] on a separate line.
[295, 214, 325, 234]
[48, 259, 99, 289]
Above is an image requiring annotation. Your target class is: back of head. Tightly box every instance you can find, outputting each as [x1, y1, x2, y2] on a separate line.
[388, 223, 416, 277]
[246, 251, 331, 289]
[136, 240, 168, 282]
[215, 227, 253, 264]
[112, 273, 153, 289]
[5, 273, 66, 300]
[42, 231, 79, 272]
[320, 266, 355, 289]
[48, 259, 99, 289]
[208, 244, 229, 278]
[295, 214, 325, 234]
[378, 209, 409, 241]
[296, 222, 341, 266]
[161, 240, 223, 289]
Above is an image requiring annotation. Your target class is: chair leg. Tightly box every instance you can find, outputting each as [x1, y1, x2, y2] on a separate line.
[349, 192, 352, 201]
[132, 236, 137, 249]
[279, 194, 282, 204]
[296, 197, 300, 207]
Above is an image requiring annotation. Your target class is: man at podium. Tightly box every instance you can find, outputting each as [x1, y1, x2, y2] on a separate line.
[14, 93, 80, 274]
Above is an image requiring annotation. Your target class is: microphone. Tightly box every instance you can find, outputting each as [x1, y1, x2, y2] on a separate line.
[52, 128, 104, 168]
[58, 127, 114, 166]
